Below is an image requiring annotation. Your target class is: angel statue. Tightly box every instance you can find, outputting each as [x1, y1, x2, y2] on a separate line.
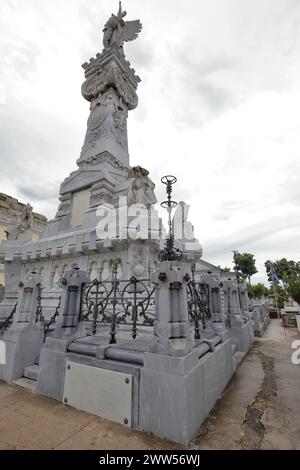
[103, 2, 142, 49]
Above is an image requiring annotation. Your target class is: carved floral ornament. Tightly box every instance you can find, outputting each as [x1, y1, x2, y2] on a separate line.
[81, 62, 138, 110]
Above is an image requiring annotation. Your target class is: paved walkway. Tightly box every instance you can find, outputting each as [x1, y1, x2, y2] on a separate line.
[0, 319, 299, 450]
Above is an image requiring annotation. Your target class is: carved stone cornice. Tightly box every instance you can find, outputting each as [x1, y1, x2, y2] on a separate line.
[81, 46, 140, 110]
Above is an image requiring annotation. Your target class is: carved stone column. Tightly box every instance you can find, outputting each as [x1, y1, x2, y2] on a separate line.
[0, 272, 44, 381]
[53, 266, 90, 339]
[150, 261, 192, 357]
[78, 46, 140, 169]
[221, 275, 254, 352]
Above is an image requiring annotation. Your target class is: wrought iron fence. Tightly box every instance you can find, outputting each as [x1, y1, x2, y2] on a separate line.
[221, 283, 232, 328]
[42, 298, 61, 342]
[0, 303, 17, 334]
[80, 276, 155, 343]
[35, 285, 62, 342]
[186, 278, 211, 339]
[80, 272, 213, 343]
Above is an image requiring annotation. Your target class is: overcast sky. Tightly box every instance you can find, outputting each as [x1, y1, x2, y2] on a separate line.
[1, 0, 300, 284]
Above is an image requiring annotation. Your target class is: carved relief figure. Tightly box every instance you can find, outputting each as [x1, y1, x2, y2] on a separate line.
[80, 89, 128, 158]
[132, 249, 146, 277]
[89, 261, 98, 281]
[22, 203, 33, 229]
[112, 102, 128, 146]
[5, 203, 33, 240]
[127, 166, 157, 209]
[102, 260, 111, 281]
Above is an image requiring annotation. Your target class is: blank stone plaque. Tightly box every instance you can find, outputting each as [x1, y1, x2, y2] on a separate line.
[63, 361, 132, 427]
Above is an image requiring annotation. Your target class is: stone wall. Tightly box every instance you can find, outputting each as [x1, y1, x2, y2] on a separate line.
[0, 193, 47, 285]
[0, 193, 47, 234]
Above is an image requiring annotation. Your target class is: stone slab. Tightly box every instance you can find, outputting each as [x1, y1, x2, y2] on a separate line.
[139, 339, 233, 444]
[63, 361, 132, 427]
[12, 377, 36, 392]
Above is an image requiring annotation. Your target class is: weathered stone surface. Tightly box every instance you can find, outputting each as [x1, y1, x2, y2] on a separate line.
[139, 339, 234, 444]
[150, 261, 193, 356]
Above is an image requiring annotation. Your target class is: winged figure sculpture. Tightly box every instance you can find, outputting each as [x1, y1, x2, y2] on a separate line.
[103, 2, 142, 49]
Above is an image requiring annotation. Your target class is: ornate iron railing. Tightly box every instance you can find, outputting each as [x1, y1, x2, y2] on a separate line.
[80, 272, 213, 343]
[80, 276, 155, 343]
[35, 283, 43, 323]
[34, 286, 61, 341]
[225, 286, 232, 328]
[186, 278, 211, 339]
[0, 303, 17, 334]
[42, 298, 61, 342]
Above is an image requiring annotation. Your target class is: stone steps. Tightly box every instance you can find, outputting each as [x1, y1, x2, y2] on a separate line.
[12, 377, 36, 392]
[23, 364, 40, 382]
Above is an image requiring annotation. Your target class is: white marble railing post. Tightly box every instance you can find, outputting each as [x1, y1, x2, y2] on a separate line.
[149, 261, 193, 357]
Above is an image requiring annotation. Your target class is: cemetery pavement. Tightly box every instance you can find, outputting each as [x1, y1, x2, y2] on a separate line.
[0, 319, 299, 450]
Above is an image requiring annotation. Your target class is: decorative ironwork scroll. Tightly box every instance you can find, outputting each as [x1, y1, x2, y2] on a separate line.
[186, 269, 211, 339]
[35, 283, 43, 323]
[42, 298, 61, 342]
[80, 270, 155, 344]
[34, 285, 61, 341]
[159, 175, 183, 262]
[0, 303, 17, 334]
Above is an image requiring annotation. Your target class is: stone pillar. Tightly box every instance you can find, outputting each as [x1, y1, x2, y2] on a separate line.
[252, 300, 269, 336]
[139, 262, 234, 444]
[0, 271, 44, 381]
[150, 261, 192, 356]
[221, 275, 254, 352]
[230, 281, 242, 315]
[199, 273, 230, 341]
[78, 46, 141, 169]
[0, 259, 22, 319]
[200, 274, 223, 321]
[53, 266, 90, 339]
[221, 277, 243, 321]
[15, 272, 41, 323]
[36, 266, 90, 400]
[237, 279, 251, 320]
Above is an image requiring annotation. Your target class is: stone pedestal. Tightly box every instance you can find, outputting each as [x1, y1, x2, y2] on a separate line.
[150, 261, 193, 356]
[0, 258, 21, 319]
[138, 261, 235, 444]
[252, 300, 270, 336]
[0, 272, 44, 381]
[221, 275, 254, 353]
[52, 267, 90, 339]
[36, 337, 70, 400]
[139, 339, 233, 444]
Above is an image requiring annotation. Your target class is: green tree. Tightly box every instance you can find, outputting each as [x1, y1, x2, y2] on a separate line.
[217, 265, 231, 273]
[288, 282, 300, 304]
[233, 251, 258, 283]
[247, 283, 269, 300]
[265, 258, 300, 285]
[269, 285, 289, 310]
[265, 258, 300, 306]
